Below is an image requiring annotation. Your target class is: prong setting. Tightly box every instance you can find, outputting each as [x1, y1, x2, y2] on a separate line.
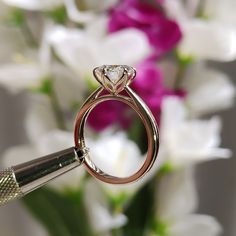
[93, 65, 136, 94]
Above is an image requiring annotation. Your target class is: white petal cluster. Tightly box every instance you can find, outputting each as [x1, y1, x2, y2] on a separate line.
[164, 0, 236, 61]
[47, 23, 151, 80]
[156, 168, 222, 236]
[84, 180, 127, 233]
[160, 97, 231, 167]
[184, 64, 236, 116]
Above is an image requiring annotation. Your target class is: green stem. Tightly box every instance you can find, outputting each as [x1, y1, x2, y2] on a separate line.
[173, 50, 193, 90]
[196, 0, 207, 18]
[173, 62, 186, 90]
[21, 20, 38, 47]
[49, 83, 67, 130]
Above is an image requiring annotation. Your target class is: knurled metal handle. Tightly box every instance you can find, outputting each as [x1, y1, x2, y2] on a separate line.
[0, 168, 23, 205]
[0, 147, 86, 206]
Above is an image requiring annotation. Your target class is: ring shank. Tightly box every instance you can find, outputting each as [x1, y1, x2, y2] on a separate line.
[74, 86, 159, 184]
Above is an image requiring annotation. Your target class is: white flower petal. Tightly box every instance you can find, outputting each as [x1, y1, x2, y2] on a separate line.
[179, 20, 236, 61]
[161, 97, 231, 166]
[0, 27, 26, 63]
[52, 63, 86, 110]
[101, 29, 151, 66]
[48, 26, 97, 77]
[48, 26, 151, 79]
[86, 130, 145, 196]
[169, 116, 231, 164]
[3, 0, 63, 10]
[169, 214, 222, 236]
[37, 129, 73, 155]
[157, 168, 197, 221]
[84, 0, 118, 11]
[164, 0, 188, 21]
[204, 0, 236, 24]
[25, 98, 57, 143]
[0, 64, 45, 94]
[64, 0, 95, 23]
[88, 130, 143, 178]
[85, 16, 109, 39]
[84, 179, 127, 233]
[2, 145, 39, 166]
[185, 64, 236, 116]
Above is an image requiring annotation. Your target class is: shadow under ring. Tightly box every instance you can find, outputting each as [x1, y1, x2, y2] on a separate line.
[74, 86, 159, 184]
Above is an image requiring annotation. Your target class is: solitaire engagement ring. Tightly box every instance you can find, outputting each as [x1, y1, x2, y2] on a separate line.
[74, 65, 159, 184]
[0, 65, 159, 205]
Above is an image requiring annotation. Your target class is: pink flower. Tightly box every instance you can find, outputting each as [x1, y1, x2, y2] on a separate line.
[88, 61, 185, 131]
[87, 100, 132, 131]
[131, 61, 184, 124]
[108, 0, 182, 55]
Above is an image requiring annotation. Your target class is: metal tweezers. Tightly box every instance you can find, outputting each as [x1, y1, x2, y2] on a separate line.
[0, 146, 88, 205]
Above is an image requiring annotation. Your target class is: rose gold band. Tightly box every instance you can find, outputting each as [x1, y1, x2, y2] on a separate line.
[74, 66, 159, 184]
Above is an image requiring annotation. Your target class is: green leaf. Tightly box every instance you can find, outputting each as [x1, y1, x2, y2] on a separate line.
[22, 187, 93, 236]
[123, 180, 156, 236]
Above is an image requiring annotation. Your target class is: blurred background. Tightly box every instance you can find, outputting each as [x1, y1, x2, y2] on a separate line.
[0, 1, 236, 236]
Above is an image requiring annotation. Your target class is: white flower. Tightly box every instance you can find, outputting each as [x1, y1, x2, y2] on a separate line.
[157, 168, 197, 221]
[87, 130, 145, 196]
[48, 63, 86, 110]
[178, 20, 236, 61]
[164, 1, 236, 61]
[47, 23, 151, 80]
[0, 63, 45, 94]
[0, 26, 26, 63]
[184, 63, 236, 116]
[155, 168, 222, 236]
[84, 179, 127, 234]
[2, 0, 63, 10]
[0, 25, 44, 94]
[63, 0, 95, 23]
[64, 0, 118, 24]
[160, 97, 231, 167]
[0, 26, 48, 93]
[83, 0, 118, 11]
[203, 0, 236, 24]
[3, 130, 85, 190]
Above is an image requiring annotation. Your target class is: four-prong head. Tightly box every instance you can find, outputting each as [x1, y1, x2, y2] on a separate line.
[93, 65, 136, 94]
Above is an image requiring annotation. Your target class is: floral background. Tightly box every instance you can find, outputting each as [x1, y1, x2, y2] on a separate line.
[0, 0, 235, 236]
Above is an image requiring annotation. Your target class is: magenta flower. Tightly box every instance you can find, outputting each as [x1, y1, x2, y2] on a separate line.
[87, 100, 132, 131]
[88, 61, 185, 131]
[131, 61, 185, 124]
[108, 0, 182, 55]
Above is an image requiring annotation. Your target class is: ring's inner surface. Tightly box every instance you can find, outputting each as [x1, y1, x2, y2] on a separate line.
[85, 100, 148, 178]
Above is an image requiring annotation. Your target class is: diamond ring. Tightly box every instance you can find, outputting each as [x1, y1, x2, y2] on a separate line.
[74, 65, 159, 184]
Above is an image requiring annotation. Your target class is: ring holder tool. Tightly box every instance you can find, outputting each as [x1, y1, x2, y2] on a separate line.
[0, 147, 87, 205]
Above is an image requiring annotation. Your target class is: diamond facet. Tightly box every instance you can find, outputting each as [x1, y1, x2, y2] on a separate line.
[93, 65, 136, 94]
[104, 65, 125, 84]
